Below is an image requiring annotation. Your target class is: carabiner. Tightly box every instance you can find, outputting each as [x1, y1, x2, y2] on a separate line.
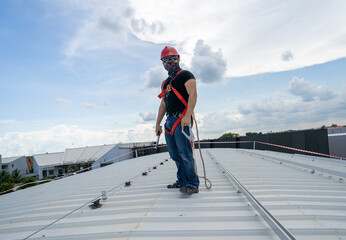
[182, 125, 195, 141]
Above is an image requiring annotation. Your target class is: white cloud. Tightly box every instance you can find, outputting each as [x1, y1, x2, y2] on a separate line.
[54, 0, 346, 76]
[281, 50, 294, 61]
[286, 77, 337, 102]
[55, 97, 71, 105]
[195, 82, 346, 138]
[139, 112, 156, 122]
[82, 103, 98, 108]
[0, 119, 17, 124]
[131, 18, 164, 35]
[0, 124, 156, 157]
[103, 99, 110, 106]
[141, 65, 166, 89]
[130, 0, 346, 76]
[236, 87, 345, 131]
[196, 110, 244, 138]
[63, 1, 135, 58]
[190, 40, 227, 84]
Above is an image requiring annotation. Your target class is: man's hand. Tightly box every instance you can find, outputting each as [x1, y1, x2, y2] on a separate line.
[181, 115, 191, 130]
[156, 125, 162, 136]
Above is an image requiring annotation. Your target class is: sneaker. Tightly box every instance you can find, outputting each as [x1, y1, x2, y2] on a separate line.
[180, 186, 199, 195]
[167, 180, 181, 189]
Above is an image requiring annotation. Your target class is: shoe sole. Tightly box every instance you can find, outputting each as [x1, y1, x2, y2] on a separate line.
[179, 187, 198, 195]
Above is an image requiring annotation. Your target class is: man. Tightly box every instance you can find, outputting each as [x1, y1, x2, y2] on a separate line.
[156, 46, 199, 195]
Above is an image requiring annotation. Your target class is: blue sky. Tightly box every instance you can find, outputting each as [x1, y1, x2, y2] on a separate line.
[1, 0, 346, 157]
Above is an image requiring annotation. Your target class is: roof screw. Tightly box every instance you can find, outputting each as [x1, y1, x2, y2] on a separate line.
[101, 191, 107, 200]
[125, 181, 131, 187]
[153, 166, 157, 169]
[142, 172, 148, 176]
[89, 198, 102, 209]
[160, 162, 164, 165]
[311, 169, 315, 174]
[237, 190, 241, 193]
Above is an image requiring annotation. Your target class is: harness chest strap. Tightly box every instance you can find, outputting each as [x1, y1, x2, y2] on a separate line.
[158, 69, 193, 135]
[158, 69, 183, 99]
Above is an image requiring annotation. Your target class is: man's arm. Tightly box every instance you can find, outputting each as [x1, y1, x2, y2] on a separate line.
[155, 99, 166, 136]
[181, 78, 197, 129]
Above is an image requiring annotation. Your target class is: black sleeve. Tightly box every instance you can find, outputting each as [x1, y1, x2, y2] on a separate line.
[180, 70, 195, 85]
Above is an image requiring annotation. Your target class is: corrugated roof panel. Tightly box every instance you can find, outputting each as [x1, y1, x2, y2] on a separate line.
[253, 150, 346, 178]
[62, 144, 116, 164]
[74, 145, 102, 163]
[2, 156, 24, 164]
[209, 149, 346, 240]
[76, 144, 116, 163]
[1, 148, 345, 239]
[33, 152, 64, 166]
[62, 148, 85, 164]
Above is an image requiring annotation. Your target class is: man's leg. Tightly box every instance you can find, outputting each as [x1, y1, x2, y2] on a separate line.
[173, 124, 200, 189]
[165, 116, 185, 187]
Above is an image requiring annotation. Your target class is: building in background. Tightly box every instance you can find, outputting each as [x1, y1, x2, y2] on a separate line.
[1, 156, 29, 176]
[1, 142, 156, 179]
[328, 126, 346, 158]
[2, 126, 345, 180]
[33, 144, 120, 179]
[91, 142, 156, 169]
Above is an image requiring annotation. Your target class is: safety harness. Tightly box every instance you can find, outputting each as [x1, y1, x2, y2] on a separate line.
[157, 68, 213, 190]
[158, 69, 193, 135]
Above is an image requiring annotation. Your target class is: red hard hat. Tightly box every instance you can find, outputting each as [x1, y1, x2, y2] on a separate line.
[161, 46, 179, 59]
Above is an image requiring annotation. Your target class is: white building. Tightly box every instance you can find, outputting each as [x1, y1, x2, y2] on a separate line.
[1, 156, 29, 176]
[92, 142, 155, 169]
[33, 144, 120, 179]
[1, 142, 155, 180]
[33, 152, 64, 179]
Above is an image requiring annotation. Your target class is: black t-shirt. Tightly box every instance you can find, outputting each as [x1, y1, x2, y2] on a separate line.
[162, 70, 195, 115]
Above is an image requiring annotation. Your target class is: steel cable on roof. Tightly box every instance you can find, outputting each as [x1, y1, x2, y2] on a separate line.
[22, 172, 144, 240]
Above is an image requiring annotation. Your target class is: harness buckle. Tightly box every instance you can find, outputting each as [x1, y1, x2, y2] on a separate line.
[166, 85, 171, 92]
[179, 114, 184, 119]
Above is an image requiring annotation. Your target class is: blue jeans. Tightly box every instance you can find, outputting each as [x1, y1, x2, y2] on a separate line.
[165, 115, 200, 189]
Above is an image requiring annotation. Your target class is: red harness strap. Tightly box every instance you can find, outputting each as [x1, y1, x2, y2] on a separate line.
[158, 69, 183, 99]
[158, 70, 193, 135]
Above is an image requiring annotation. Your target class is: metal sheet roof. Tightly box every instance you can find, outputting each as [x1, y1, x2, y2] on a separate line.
[1, 148, 345, 240]
[62, 144, 116, 164]
[33, 152, 64, 167]
[2, 156, 24, 164]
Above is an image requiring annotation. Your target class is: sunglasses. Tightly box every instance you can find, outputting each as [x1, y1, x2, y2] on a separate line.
[162, 56, 179, 63]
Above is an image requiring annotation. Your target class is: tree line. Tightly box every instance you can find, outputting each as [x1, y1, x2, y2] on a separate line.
[0, 170, 37, 194]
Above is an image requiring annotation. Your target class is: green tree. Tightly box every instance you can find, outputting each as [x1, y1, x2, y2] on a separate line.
[12, 169, 21, 183]
[219, 132, 239, 139]
[246, 132, 263, 136]
[0, 182, 14, 193]
[68, 166, 78, 173]
[0, 171, 15, 194]
[21, 176, 37, 184]
[0, 171, 14, 184]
